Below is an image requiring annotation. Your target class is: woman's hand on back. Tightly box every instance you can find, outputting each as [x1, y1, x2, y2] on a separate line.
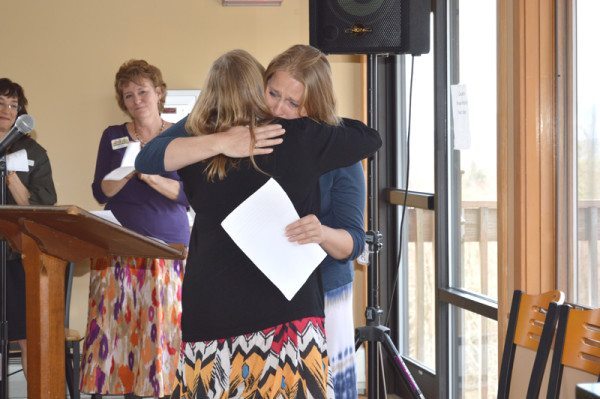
[217, 124, 285, 157]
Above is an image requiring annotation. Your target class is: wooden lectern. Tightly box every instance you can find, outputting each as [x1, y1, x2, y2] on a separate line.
[0, 205, 186, 399]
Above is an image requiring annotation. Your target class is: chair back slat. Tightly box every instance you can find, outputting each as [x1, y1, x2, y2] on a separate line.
[547, 305, 600, 398]
[498, 290, 565, 399]
[561, 308, 600, 375]
[515, 290, 565, 351]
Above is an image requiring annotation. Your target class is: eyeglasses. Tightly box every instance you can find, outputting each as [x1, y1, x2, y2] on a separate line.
[0, 102, 21, 112]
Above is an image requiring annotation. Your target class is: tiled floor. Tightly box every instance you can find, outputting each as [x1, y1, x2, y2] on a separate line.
[7, 362, 27, 399]
[7, 360, 85, 398]
[6, 361, 171, 398]
[7, 364, 95, 398]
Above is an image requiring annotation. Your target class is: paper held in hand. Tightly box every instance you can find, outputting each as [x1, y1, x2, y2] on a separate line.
[221, 178, 327, 300]
[6, 149, 29, 172]
[103, 141, 140, 180]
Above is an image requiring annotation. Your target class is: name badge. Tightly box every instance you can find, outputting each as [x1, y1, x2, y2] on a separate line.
[28, 159, 35, 167]
[111, 136, 130, 150]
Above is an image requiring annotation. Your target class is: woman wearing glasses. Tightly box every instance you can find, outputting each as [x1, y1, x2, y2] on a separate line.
[0, 77, 57, 377]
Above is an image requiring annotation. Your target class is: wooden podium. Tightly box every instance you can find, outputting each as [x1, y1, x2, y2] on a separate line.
[0, 205, 186, 399]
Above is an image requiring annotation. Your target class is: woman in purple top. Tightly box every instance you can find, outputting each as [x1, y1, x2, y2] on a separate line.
[80, 60, 189, 399]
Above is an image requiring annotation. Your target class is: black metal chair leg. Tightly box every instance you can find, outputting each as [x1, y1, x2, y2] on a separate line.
[72, 342, 80, 399]
[65, 345, 74, 399]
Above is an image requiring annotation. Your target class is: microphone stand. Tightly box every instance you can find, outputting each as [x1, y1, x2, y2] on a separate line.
[0, 155, 9, 399]
[0, 114, 34, 399]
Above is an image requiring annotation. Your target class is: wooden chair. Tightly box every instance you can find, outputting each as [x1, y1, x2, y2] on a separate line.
[7, 341, 24, 377]
[546, 304, 600, 399]
[65, 328, 82, 399]
[498, 289, 565, 399]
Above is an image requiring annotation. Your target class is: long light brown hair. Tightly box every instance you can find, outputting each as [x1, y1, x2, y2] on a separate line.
[186, 49, 273, 181]
[265, 45, 340, 126]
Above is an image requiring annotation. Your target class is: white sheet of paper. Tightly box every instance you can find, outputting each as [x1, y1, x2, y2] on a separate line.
[221, 178, 327, 300]
[451, 83, 471, 150]
[103, 141, 140, 181]
[90, 210, 122, 226]
[5, 149, 29, 172]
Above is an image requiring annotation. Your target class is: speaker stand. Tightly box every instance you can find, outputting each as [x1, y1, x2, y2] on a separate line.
[353, 55, 424, 399]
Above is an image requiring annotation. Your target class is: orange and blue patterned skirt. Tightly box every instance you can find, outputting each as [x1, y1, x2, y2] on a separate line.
[80, 256, 184, 397]
[171, 317, 333, 399]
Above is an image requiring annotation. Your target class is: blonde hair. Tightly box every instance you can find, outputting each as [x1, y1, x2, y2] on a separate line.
[186, 49, 273, 181]
[114, 59, 167, 114]
[265, 45, 340, 126]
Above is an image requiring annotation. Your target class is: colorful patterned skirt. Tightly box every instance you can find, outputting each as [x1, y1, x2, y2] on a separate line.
[324, 283, 358, 399]
[80, 256, 185, 397]
[172, 317, 333, 399]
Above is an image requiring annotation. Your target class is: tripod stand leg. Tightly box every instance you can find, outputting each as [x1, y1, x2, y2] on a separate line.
[381, 333, 425, 399]
[355, 325, 425, 399]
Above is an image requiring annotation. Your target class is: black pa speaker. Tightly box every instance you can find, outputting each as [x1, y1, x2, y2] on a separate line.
[309, 0, 431, 55]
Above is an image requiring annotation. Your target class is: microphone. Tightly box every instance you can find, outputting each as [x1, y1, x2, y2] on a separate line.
[0, 114, 35, 157]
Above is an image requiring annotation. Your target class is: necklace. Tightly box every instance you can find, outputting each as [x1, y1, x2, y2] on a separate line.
[132, 119, 165, 146]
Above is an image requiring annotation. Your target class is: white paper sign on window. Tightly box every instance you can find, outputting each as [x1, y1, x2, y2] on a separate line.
[450, 84, 471, 150]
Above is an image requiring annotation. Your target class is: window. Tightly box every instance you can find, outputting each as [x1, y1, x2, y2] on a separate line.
[450, 306, 498, 398]
[402, 31, 436, 372]
[567, 0, 600, 306]
[449, 0, 498, 299]
[397, 1, 499, 397]
[445, 0, 499, 397]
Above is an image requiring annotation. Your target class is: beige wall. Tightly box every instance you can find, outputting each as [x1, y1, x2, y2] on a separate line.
[3, 0, 365, 334]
